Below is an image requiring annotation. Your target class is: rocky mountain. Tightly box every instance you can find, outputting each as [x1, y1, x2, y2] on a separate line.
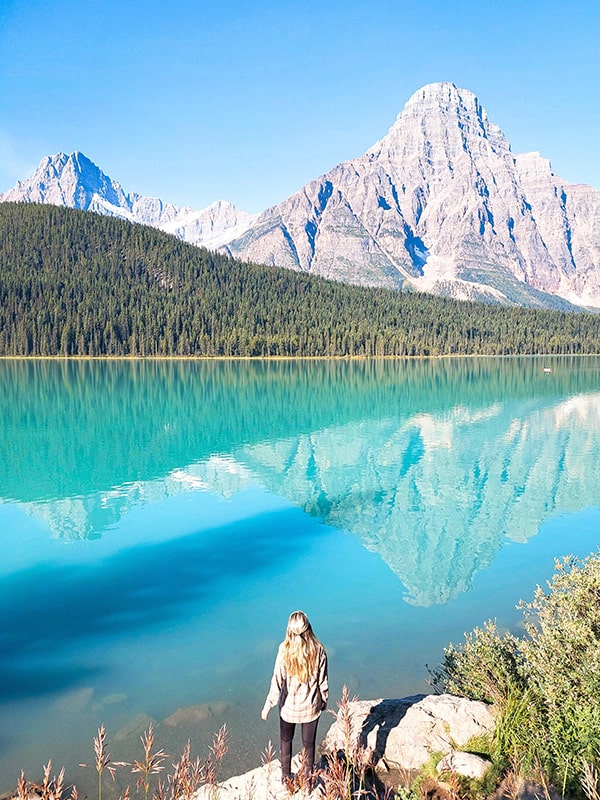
[0, 151, 256, 249]
[2, 83, 599, 308]
[225, 83, 600, 309]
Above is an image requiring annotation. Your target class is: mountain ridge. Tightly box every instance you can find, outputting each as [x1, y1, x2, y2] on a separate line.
[0, 150, 257, 249]
[2, 82, 599, 309]
[224, 82, 600, 309]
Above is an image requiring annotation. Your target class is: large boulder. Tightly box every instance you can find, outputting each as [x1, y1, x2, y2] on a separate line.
[321, 694, 496, 771]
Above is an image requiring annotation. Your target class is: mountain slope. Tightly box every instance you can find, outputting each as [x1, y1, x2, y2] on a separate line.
[0, 151, 256, 248]
[225, 83, 600, 309]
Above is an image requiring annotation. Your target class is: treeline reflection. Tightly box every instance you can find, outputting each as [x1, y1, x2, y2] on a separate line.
[2, 357, 597, 502]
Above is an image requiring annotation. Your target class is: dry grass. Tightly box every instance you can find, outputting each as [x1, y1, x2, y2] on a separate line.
[131, 725, 169, 800]
[316, 685, 387, 800]
[14, 724, 228, 800]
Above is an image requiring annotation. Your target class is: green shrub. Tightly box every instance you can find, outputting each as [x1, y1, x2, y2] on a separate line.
[520, 554, 600, 792]
[429, 619, 525, 707]
[431, 550, 600, 795]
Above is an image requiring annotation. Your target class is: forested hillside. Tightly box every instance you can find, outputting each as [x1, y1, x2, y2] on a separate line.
[1, 202, 599, 357]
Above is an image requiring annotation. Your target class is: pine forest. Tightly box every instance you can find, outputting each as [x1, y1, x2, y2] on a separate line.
[1, 202, 599, 358]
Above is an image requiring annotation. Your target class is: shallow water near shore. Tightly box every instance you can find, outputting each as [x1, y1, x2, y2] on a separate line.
[1, 357, 600, 795]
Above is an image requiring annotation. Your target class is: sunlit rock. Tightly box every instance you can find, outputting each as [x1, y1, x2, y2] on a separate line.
[437, 751, 491, 779]
[194, 695, 496, 800]
[322, 694, 496, 772]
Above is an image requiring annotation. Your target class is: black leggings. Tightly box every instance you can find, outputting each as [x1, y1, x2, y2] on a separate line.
[279, 715, 320, 778]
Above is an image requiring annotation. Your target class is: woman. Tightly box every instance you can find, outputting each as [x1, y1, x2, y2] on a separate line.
[261, 610, 328, 787]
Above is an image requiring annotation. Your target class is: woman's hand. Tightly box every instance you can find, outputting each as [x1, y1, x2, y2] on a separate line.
[261, 704, 270, 720]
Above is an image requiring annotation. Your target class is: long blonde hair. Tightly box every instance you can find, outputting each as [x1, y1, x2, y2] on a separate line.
[281, 610, 321, 683]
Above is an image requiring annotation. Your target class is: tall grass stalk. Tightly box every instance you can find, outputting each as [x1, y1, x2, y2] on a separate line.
[260, 740, 276, 799]
[206, 724, 228, 800]
[80, 725, 126, 800]
[167, 740, 205, 800]
[131, 725, 168, 800]
[582, 761, 600, 800]
[16, 770, 28, 800]
[35, 760, 67, 800]
[501, 750, 525, 800]
[320, 685, 378, 800]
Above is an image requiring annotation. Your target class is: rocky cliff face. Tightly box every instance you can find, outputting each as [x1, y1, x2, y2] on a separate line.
[0, 151, 256, 249]
[225, 83, 600, 309]
[515, 152, 600, 306]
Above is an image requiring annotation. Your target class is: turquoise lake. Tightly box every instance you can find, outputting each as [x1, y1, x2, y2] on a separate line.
[1, 357, 600, 794]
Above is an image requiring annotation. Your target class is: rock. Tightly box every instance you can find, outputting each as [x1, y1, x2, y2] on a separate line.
[163, 701, 229, 728]
[321, 693, 496, 771]
[193, 757, 319, 800]
[114, 712, 157, 741]
[437, 751, 491, 779]
[98, 692, 127, 707]
[53, 687, 94, 714]
[190, 695, 496, 800]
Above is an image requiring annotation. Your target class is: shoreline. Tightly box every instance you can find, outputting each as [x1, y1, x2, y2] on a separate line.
[0, 694, 496, 800]
[0, 353, 586, 361]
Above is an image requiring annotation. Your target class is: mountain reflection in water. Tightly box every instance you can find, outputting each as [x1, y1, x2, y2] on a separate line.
[2, 357, 600, 606]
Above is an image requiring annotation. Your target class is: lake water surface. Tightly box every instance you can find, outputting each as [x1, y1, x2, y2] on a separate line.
[1, 357, 600, 794]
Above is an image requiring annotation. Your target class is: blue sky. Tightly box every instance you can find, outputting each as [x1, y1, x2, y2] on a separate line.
[0, 0, 598, 213]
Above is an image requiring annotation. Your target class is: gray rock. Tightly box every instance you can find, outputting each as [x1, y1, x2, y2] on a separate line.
[322, 694, 496, 771]
[191, 695, 496, 800]
[114, 712, 157, 741]
[163, 701, 229, 727]
[53, 686, 94, 714]
[194, 757, 317, 800]
[437, 751, 491, 779]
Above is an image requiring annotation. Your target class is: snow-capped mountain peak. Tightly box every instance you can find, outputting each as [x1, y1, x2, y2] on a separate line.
[224, 81, 600, 309]
[0, 151, 257, 249]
